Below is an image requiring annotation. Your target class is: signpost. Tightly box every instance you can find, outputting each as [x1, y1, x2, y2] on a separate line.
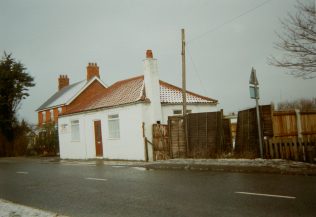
[249, 67, 263, 158]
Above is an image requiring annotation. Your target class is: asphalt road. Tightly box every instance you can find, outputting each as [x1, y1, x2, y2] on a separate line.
[0, 158, 315, 217]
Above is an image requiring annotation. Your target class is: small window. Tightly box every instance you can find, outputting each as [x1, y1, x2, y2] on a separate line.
[108, 114, 120, 139]
[173, 109, 192, 115]
[50, 110, 53, 121]
[173, 110, 182, 115]
[42, 112, 46, 122]
[71, 120, 80, 141]
[58, 107, 62, 114]
[60, 124, 68, 133]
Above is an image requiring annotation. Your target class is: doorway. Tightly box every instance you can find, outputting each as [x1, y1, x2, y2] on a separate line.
[94, 120, 103, 157]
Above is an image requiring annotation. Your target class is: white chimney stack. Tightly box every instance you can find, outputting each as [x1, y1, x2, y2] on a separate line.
[143, 50, 162, 124]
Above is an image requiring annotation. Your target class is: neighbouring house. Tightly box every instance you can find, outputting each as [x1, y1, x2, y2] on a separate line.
[54, 50, 218, 160]
[36, 63, 108, 126]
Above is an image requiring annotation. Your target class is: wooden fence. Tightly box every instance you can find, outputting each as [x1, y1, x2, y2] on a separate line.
[235, 104, 316, 162]
[235, 105, 273, 157]
[168, 116, 187, 158]
[152, 111, 233, 160]
[152, 124, 170, 161]
[265, 137, 316, 163]
[273, 110, 316, 137]
[187, 112, 231, 158]
[267, 110, 316, 163]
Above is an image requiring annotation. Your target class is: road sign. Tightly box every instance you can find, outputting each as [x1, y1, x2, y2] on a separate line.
[249, 86, 259, 99]
[249, 67, 263, 159]
[249, 67, 258, 85]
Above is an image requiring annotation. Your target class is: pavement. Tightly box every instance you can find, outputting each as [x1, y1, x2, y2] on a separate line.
[0, 199, 67, 217]
[143, 158, 316, 175]
[56, 157, 316, 176]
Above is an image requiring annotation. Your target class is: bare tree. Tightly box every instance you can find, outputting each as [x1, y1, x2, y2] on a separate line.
[269, 1, 316, 79]
[277, 98, 316, 111]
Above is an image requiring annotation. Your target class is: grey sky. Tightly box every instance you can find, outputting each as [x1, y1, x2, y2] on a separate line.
[1, 0, 315, 124]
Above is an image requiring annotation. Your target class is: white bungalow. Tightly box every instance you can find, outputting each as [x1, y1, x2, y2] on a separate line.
[58, 50, 218, 160]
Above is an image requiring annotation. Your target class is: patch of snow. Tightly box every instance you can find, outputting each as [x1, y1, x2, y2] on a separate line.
[0, 199, 60, 217]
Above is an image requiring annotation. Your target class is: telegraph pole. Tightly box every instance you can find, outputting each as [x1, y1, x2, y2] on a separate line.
[181, 29, 189, 154]
[181, 29, 187, 115]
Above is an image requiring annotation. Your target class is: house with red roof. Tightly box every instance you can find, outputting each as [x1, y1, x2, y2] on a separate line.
[36, 63, 107, 126]
[53, 50, 218, 160]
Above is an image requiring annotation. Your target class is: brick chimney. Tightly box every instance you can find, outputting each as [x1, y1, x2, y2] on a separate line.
[58, 75, 69, 90]
[146, 50, 153, 58]
[87, 62, 100, 80]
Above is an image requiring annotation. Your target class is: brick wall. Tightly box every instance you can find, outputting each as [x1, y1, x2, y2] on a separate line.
[66, 80, 107, 113]
[62, 106, 66, 114]
[45, 110, 52, 123]
[38, 112, 43, 126]
[53, 108, 59, 123]
[38, 80, 106, 126]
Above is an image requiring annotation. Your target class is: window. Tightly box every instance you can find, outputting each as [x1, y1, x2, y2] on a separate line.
[49, 109, 53, 122]
[42, 112, 46, 122]
[173, 109, 192, 115]
[173, 110, 182, 115]
[108, 114, 120, 139]
[58, 107, 62, 114]
[60, 124, 68, 134]
[71, 120, 80, 141]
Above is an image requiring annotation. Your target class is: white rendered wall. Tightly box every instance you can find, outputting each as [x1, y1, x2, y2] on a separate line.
[161, 104, 217, 124]
[58, 103, 146, 160]
[58, 113, 87, 159]
[143, 57, 162, 124]
[141, 103, 154, 161]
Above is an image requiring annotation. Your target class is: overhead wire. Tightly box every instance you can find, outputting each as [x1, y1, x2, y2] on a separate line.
[185, 0, 273, 96]
[187, 0, 272, 44]
[187, 48, 208, 96]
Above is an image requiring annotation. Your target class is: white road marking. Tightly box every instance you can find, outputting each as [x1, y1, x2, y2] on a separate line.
[85, 177, 107, 181]
[111, 165, 127, 168]
[16, 171, 28, 174]
[132, 167, 147, 171]
[235, 191, 296, 199]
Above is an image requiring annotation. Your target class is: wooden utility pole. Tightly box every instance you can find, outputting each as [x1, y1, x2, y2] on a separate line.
[181, 29, 189, 156]
[181, 29, 187, 115]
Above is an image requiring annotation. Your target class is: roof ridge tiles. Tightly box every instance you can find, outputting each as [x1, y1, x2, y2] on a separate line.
[159, 80, 218, 103]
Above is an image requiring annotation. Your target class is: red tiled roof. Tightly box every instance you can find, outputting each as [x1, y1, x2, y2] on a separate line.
[64, 75, 217, 115]
[84, 76, 145, 110]
[159, 80, 217, 104]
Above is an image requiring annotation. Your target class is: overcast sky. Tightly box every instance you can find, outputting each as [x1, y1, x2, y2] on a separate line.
[1, 0, 315, 124]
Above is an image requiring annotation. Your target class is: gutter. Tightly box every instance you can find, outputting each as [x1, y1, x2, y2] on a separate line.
[59, 100, 149, 118]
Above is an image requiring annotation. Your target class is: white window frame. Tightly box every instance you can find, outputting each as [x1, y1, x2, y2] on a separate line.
[42, 111, 46, 122]
[71, 120, 80, 141]
[108, 114, 120, 139]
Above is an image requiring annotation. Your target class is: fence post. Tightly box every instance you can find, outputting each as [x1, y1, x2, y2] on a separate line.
[142, 122, 149, 162]
[145, 137, 149, 162]
[185, 115, 189, 158]
[295, 109, 302, 139]
[295, 109, 306, 161]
